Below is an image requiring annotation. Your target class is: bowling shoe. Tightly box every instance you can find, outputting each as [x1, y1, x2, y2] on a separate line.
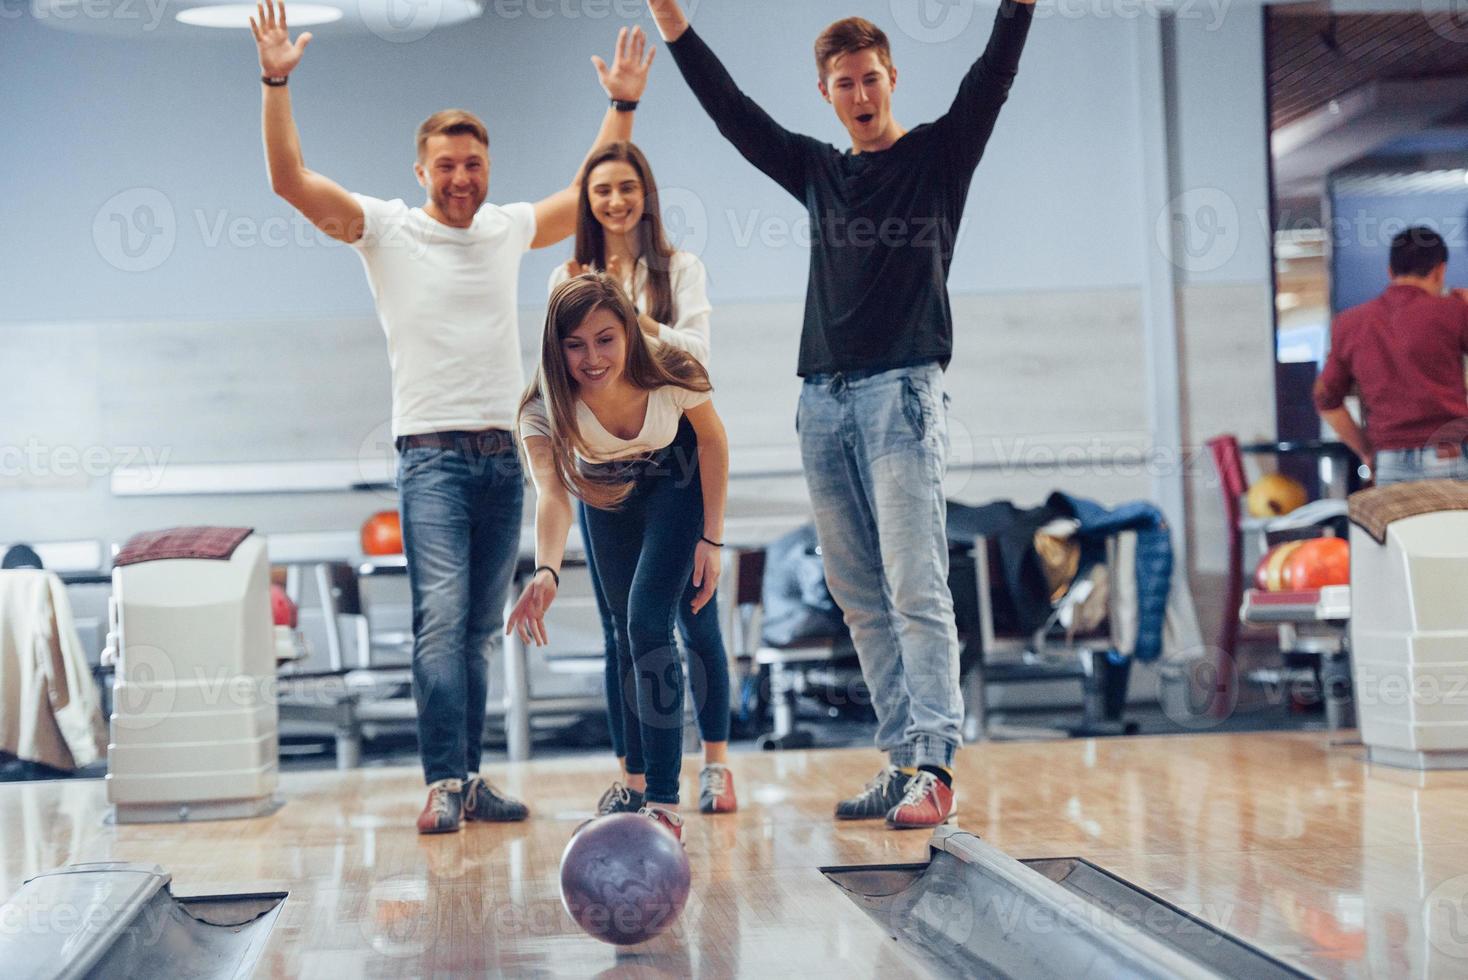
[596, 781, 646, 816]
[639, 806, 684, 843]
[698, 764, 738, 814]
[416, 778, 463, 834]
[885, 771, 955, 830]
[462, 775, 529, 822]
[834, 765, 912, 820]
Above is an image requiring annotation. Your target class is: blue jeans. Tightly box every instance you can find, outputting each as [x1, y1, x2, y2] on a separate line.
[579, 503, 731, 773]
[581, 419, 703, 805]
[797, 362, 962, 770]
[398, 439, 523, 786]
[1375, 445, 1468, 486]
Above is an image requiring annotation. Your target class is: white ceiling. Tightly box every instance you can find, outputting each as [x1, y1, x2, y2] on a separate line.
[24, 0, 1468, 41]
[27, 0, 483, 39]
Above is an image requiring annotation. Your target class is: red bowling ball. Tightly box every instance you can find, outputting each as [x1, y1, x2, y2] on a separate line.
[269, 582, 297, 629]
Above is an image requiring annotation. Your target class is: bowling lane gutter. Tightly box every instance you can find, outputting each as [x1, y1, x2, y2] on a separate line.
[821, 826, 1314, 980]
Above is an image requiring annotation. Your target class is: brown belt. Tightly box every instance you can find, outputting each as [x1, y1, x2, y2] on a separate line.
[395, 429, 516, 455]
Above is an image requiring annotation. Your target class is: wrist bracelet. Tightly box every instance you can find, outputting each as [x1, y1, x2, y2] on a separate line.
[700, 536, 724, 548]
[610, 98, 639, 112]
[262, 75, 289, 87]
[534, 565, 560, 587]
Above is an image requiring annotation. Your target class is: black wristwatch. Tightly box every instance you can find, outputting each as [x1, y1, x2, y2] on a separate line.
[610, 98, 639, 112]
[262, 75, 289, 87]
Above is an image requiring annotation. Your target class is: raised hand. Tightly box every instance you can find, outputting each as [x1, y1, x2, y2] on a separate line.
[606, 252, 627, 285]
[564, 259, 588, 279]
[249, 0, 312, 78]
[689, 540, 721, 614]
[505, 570, 558, 646]
[593, 26, 655, 103]
[644, 0, 689, 41]
[1453, 287, 1468, 306]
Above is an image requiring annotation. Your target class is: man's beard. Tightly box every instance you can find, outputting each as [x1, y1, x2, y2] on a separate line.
[434, 187, 484, 218]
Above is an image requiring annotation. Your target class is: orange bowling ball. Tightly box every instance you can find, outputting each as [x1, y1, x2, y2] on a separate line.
[1281, 537, 1349, 591]
[1246, 473, 1308, 518]
[362, 510, 403, 556]
[1255, 541, 1305, 592]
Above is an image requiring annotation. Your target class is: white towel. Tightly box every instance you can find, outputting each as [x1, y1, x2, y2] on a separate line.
[0, 570, 107, 771]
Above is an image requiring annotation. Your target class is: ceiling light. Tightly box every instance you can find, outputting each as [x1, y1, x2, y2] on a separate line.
[176, 4, 343, 28]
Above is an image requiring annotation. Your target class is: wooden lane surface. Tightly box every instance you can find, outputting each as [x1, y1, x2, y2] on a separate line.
[0, 751, 934, 978]
[4, 732, 1468, 977]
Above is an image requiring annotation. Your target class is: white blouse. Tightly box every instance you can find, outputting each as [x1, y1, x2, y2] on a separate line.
[519, 386, 711, 462]
[546, 250, 712, 366]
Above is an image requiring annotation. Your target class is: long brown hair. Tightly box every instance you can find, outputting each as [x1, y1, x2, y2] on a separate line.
[519, 274, 711, 510]
[574, 142, 677, 326]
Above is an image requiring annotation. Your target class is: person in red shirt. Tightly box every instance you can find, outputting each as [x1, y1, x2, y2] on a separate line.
[1314, 227, 1468, 485]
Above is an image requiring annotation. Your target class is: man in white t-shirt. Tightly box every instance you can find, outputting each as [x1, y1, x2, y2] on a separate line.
[250, 1, 654, 833]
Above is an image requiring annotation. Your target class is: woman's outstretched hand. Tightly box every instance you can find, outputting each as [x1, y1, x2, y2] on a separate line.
[506, 569, 559, 646]
[594, 26, 655, 103]
[690, 539, 721, 614]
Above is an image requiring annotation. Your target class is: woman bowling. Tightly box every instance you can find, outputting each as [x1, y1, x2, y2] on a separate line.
[508, 273, 730, 840]
[548, 141, 737, 818]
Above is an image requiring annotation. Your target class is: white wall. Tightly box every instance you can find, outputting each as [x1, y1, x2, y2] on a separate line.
[1, 287, 1155, 544]
[1, 0, 1149, 325]
[1169, 9, 1278, 574]
[1, 0, 1282, 588]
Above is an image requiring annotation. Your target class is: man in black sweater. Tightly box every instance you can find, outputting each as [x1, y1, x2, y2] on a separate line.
[647, 0, 1033, 829]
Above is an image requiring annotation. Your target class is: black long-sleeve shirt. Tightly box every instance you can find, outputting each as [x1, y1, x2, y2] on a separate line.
[667, 2, 1033, 376]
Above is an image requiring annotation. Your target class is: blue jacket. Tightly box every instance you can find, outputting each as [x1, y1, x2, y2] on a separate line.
[760, 524, 848, 647]
[1049, 493, 1173, 663]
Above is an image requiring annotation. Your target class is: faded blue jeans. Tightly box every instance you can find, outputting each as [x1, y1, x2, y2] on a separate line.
[797, 362, 963, 770]
[1375, 445, 1468, 486]
[397, 437, 523, 786]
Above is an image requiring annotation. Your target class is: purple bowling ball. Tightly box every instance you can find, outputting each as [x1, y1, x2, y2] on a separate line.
[559, 813, 691, 945]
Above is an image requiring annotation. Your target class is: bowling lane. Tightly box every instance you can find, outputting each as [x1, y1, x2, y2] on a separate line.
[8, 733, 1468, 977]
[0, 759, 937, 978]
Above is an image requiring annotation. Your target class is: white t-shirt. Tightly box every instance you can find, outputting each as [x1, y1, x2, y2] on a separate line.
[519, 385, 711, 462]
[547, 250, 711, 366]
[351, 194, 536, 437]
